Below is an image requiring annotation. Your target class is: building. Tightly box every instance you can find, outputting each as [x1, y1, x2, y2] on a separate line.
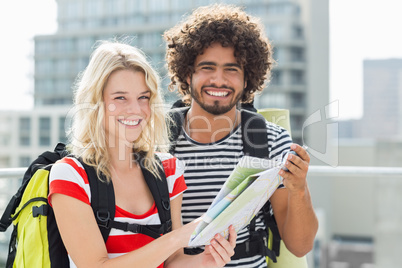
[0, 107, 70, 168]
[340, 58, 402, 140]
[33, 0, 329, 147]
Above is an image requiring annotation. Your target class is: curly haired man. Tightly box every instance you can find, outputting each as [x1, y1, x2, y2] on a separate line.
[164, 4, 318, 267]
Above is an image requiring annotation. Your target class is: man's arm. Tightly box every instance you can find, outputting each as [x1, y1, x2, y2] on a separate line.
[270, 143, 318, 257]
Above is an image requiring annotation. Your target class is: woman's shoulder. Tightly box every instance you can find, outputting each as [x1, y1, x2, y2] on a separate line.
[155, 152, 185, 177]
[51, 156, 89, 184]
[155, 152, 176, 161]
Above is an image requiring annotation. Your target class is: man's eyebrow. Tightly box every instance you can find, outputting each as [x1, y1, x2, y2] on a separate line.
[196, 61, 242, 68]
[197, 61, 217, 67]
[225, 63, 242, 68]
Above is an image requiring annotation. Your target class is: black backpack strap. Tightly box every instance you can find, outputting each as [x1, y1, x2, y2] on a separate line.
[262, 202, 281, 257]
[82, 155, 171, 242]
[140, 155, 172, 234]
[240, 109, 269, 158]
[82, 162, 116, 243]
[168, 107, 189, 154]
[236, 109, 282, 262]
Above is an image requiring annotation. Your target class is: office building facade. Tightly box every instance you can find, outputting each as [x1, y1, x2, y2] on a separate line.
[33, 0, 329, 147]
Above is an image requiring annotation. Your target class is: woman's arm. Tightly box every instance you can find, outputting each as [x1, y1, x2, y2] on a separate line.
[52, 193, 197, 268]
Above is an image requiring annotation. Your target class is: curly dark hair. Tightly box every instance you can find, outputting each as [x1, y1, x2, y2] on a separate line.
[163, 4, 273, 104]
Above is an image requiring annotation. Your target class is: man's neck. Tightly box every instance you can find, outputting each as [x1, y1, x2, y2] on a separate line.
[186, 104, 239, 143]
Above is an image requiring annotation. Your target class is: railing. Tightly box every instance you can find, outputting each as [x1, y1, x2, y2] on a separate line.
[1, 166, 402, 267]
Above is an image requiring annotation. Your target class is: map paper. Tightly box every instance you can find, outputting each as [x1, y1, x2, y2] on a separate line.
[188, 155, 284, 246]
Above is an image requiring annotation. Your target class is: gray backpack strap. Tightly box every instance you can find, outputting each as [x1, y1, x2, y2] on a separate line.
[168, 107, 189, 154]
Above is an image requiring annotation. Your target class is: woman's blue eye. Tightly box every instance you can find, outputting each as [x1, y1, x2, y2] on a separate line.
[139, 95, 150, 100]
[115, 96, 125, 100]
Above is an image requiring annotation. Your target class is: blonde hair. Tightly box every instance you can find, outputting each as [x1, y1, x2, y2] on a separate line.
[68, 40, 169, 181]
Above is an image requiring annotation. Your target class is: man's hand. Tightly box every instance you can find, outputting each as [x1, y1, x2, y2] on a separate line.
[279, 144, 310, 194]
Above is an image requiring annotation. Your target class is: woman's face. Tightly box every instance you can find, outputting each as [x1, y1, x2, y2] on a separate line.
[103, 69, 151, 147]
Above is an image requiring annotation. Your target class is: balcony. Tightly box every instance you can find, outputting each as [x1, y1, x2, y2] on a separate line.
[1, 165, 402, 267]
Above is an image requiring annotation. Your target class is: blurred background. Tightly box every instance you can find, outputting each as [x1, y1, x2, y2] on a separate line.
[1, 0, 402, 267]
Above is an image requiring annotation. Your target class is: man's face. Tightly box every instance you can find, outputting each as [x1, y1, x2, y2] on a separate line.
[187, 43, 246, 115]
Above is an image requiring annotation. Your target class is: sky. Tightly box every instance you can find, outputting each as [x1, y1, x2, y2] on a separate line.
[1, 0, 402, 120]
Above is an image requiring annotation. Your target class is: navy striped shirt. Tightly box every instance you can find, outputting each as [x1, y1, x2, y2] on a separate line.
[173, 120, 292, 267]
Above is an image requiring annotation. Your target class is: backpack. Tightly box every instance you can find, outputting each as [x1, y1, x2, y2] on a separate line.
[0, 143, 172, 268]
[168, 107, 281, 263]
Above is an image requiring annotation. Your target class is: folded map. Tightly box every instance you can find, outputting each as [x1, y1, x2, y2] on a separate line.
[188, 155, 285, 247]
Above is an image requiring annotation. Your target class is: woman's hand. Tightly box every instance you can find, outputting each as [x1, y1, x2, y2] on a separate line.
[200, 225, 237, 267]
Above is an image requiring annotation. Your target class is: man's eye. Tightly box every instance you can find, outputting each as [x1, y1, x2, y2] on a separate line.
[201, 66, 213, 70]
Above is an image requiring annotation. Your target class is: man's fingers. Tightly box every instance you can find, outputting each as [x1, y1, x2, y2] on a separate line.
[291, 143, 310, 163]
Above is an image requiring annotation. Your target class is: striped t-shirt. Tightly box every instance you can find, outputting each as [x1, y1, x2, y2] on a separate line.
[173, 120, 292, 268]
[48, 153, 186, 268]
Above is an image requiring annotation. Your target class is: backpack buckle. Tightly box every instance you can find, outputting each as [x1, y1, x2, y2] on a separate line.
[96, 211, 111, 228]
[32, 205, 48, 217]
[162, 200, 170, 211]
[165, 219, 172, 232]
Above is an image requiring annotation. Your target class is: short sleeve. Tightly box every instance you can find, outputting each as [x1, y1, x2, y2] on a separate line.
[266, 122, 292, 189]
[48, 157, 91, 206]
[157, 153, 187, 200]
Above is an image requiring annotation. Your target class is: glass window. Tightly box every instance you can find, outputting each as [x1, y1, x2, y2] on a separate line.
[35, 79, 54, 95]
[19, 156, 31, 168]
[35, 40, 53, 55]
[270, 70, 282, 86]
[66, 21, 82, 31]
[266, 25, 283, 41]
[0, 157, 10, 168]
[105, 0, 121, 16]
[56, 39, 75, 53]
[267, 3, 296, 16]
[272, 47, 285, 63]
[291, 70, 305, 85]
[149, 0, 169, 12]
[36, 59, 53, 75]
[39, 117, 51, 146]
[19, 117, 31, 146]
[59, 116, 68, 144]
[75, 57, 89, 72]
[195, 0, 213, 6]
[77, 37, 95, 53]
[171, 0, 191, 10]
[149, 13, 170, 24]
[290, 115, 304, 132]
[292, 25, 304, 39]
[56, 59, 70, 74]
[127, 0, 146, 13]
[290, 47, 304, 62]
[290, 92, 305, 108]
[247, 6, 265, 17]
[85, 0, 102, 17]
[258, 92, 286, 109]
[67, 1, 82, 19]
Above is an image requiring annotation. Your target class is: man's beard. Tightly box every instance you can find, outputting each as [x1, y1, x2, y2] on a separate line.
[190, 83, 243, 115]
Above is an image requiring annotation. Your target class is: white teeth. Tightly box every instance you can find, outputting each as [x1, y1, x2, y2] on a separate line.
[206, 91, 229, 97]
[119, 119, 140, 126]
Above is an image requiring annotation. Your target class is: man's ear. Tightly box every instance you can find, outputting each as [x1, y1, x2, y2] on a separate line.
[244, 79, 247, 89]
[186, 76, 191, 87]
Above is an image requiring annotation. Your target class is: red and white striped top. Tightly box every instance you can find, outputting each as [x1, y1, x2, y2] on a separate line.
[49, 153, 187, 268]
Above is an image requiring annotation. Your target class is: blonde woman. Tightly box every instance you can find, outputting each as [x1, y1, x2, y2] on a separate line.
[49, 41, 236, 268]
